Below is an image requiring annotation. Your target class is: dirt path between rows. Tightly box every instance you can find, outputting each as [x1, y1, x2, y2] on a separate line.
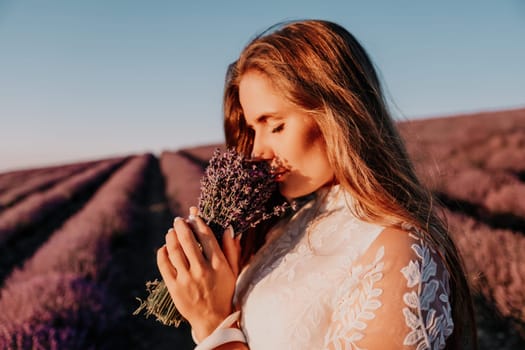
[106, 156, 194, 349]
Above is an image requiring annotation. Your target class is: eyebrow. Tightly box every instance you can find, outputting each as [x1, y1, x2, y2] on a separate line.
[246, 113, 282, 128]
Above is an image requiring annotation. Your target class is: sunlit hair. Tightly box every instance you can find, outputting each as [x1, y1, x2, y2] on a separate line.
[223, 19, 477, 349]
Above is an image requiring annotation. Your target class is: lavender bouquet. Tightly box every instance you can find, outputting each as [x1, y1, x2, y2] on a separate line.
[134, 148, 288, 326]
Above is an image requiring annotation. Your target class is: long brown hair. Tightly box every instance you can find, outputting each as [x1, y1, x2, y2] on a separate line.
[223, 20, 477, 349]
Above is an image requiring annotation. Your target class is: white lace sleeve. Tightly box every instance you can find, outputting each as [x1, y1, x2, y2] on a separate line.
[324, 225, 454, 350]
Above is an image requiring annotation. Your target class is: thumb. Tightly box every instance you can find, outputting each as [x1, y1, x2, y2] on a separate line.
[222, 225, 241, 277]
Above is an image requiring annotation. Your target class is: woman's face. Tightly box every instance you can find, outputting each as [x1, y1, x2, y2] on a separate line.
[239, 71, 334, 200]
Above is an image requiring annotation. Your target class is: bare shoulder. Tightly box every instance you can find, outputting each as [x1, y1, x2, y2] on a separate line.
[358, 223, 430, 267]
[373, 224, 420, 251]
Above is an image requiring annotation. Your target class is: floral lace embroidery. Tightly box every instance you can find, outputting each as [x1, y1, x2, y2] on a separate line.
[236, 185, 454, 350]
[400, 225, 454, 350]
[325, 247, 384, 350]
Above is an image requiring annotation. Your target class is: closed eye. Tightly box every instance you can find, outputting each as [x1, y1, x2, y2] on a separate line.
[271, 124, 284, 133]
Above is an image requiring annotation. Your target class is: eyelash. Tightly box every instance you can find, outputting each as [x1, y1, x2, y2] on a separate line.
[272, 124, 284, 133]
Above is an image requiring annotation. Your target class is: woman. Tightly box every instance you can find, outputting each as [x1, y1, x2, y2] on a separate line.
[157, 20, 478, 349]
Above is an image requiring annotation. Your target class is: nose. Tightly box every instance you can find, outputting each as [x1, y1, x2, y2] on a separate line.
[251, 133, 272, 160]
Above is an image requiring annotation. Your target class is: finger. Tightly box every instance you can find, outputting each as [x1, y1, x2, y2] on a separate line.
[189, 206, 199, 217]
[173, 216, 207, 268]
[187, 210, 224, 267]
[222, 225, 241, 277]
[165, 228, 189, 272]
[157, 245, 178, 285]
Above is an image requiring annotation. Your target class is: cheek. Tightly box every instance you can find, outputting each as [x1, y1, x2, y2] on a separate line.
[303, 128, 333, 177]
[305, 122, 322, 144]
[274, 119, 327, 167]
[301, 124, 326, 159]
[292, 128, 328, 168]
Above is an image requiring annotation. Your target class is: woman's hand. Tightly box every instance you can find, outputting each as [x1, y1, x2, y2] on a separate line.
[157, 206, 242, 341]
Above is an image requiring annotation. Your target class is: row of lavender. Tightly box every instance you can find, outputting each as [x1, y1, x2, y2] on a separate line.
[447, 211, 525, 322]
[0, 154, 152, 349]
[0, 158, 114, 194]
[400, 109, 525, 338]
[0, 157, 127, 247]
[0, 160, 97, 210]
[159, 150, 207, 216]
[443, 175, 525, 330]
[0, 163, 80, 194]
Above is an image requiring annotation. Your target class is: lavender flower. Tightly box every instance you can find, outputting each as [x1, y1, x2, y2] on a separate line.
[134, 148, 288, 327]
[198, 148, 288, 240]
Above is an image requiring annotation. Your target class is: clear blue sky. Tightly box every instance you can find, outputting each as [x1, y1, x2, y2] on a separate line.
[1, 0, 524, 172]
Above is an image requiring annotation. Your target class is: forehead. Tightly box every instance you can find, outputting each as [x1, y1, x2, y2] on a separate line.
[238, 71, 284, 125]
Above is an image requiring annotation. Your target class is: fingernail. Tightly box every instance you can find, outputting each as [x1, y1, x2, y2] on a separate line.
[228, 225, 235, 239]
[189, 206, 198, 216]
[188, 214, 197, 222]
[173, 217, 182, 225]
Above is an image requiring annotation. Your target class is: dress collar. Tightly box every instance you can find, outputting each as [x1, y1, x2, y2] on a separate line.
[289, 184, 353, 214]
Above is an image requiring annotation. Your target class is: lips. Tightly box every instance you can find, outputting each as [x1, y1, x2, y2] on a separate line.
[270, 167, 288, 181]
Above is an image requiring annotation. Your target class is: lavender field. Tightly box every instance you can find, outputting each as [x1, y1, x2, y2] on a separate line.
[0, 107, 523, 349]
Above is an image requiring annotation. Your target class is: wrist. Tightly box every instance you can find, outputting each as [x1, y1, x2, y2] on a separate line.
[192, 313, 231, 342]
[192, 311, 246, 349]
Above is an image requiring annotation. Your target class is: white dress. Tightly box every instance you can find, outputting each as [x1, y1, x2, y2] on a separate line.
[233, 185, 454, 350]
